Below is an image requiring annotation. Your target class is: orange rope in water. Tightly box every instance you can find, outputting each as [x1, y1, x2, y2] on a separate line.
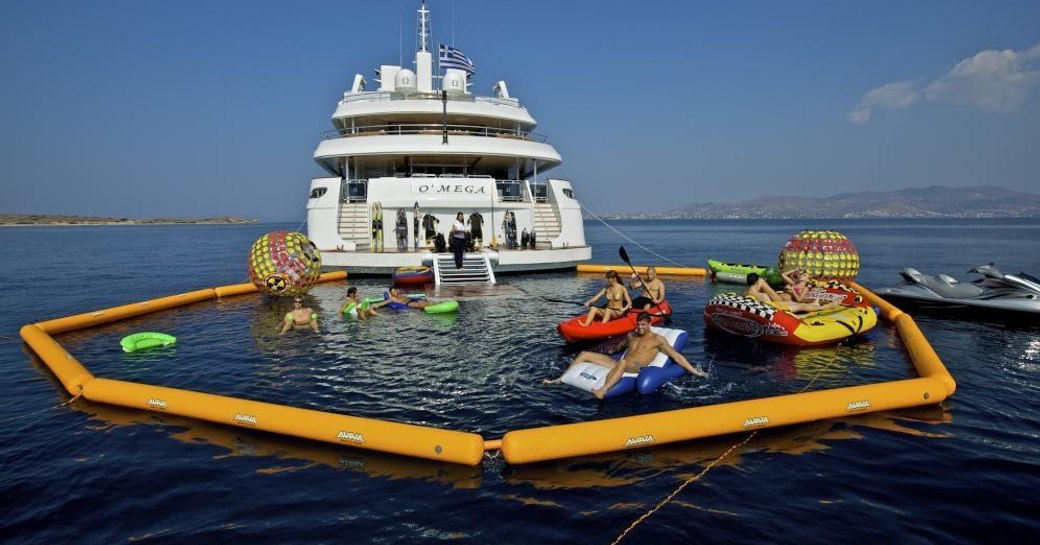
[610, 358, 833, 544]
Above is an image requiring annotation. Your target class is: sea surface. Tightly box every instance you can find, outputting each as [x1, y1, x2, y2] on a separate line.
[1, 219, 1038, 544]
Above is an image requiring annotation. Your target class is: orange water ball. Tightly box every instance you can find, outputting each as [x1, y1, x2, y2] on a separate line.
[248, 231, 322, 296]
[777, 230, 859, 282]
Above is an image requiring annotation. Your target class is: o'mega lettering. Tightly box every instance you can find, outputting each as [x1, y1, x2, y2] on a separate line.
[414, 184, 487, 194]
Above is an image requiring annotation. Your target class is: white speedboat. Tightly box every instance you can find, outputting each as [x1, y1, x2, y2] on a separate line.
[305, 1, 591, 278]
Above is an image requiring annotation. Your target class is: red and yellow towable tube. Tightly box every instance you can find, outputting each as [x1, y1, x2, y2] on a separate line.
[704, 292, 877, 346]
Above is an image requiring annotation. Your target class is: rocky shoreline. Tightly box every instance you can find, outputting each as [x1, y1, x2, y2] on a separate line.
[0, 214, 258, 226]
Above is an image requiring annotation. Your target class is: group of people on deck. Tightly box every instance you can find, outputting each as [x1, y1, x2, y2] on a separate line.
[579, 267, 666, 326]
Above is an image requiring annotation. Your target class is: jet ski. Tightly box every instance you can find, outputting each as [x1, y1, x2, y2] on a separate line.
[876, 264, 1040, 318]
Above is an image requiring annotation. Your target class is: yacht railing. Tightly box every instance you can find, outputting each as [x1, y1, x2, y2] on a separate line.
[336, 177, 538, 204]
[496, 180, 529, 202]
[339, 91, 522, 109]
[323, 123, 548, 144]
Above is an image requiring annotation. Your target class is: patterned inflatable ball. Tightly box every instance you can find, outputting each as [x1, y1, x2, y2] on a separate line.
[248, 231, 323, 296]
[777, 230, 859, 282]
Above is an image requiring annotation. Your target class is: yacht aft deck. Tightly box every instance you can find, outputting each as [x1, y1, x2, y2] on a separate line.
[319, 246, 592, 275]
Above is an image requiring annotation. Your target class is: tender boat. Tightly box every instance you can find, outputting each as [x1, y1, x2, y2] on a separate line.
[876, 264, 1040, 318]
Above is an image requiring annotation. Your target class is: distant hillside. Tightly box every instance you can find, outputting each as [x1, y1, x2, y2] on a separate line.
[0, 214, 258, 226]
[602, 186, 1040, 219]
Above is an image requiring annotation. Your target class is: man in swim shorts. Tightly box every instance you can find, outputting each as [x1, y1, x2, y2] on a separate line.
[544, 312, 707, 399]
[279, 297, 319, 334]
[629, 266, 665, 310]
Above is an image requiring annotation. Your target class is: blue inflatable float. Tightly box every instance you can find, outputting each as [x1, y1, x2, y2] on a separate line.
[559, 326, 690, 398]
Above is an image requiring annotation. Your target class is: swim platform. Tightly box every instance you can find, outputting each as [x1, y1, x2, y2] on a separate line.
[22, 270, 954, 466]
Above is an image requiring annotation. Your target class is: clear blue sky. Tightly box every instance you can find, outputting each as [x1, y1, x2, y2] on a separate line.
[2, 1, 1038, 220]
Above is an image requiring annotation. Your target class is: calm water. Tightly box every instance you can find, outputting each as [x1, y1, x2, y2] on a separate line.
[1, 219, 1038, 544]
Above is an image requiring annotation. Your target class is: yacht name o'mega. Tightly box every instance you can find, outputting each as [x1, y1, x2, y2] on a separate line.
[306, 2, 591, 276]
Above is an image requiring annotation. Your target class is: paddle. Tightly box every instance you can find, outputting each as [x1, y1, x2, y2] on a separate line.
[619, 246, 655, 299]
[619, 245, 670, 319]
[539, 296, 589, 307]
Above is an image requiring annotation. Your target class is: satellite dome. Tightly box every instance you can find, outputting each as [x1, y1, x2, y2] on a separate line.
[395, 69, 417, 93]
[444, 70, 466, 96]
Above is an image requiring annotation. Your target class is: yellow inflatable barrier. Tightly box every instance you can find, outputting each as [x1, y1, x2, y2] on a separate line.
[577, 264, 707, 276]
[19, 324, 94, 396]
[501, 377, 947, 464]
[21, 270, 955, 467]
[83, 378, 484, 465]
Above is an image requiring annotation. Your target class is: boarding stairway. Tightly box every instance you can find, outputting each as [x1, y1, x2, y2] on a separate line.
[338, 202, 370, 250]
[433, 253, 496, 286]
[533, 202, 561, 249]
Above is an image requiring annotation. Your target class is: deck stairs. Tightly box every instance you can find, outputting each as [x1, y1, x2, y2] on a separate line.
[338, 202, 370, 250]
[433, 253, 496, 286]
[533, 202, 561, 248]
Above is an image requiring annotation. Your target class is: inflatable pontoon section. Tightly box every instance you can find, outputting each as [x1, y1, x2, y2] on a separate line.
[22, 266, 954, 467]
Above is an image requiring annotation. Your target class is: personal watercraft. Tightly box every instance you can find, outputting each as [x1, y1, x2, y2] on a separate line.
[876, 264, 1040, 318]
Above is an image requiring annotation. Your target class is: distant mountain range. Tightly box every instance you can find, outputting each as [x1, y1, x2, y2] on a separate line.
[0, 214, 257, 226]
[600, 186, 1040, 219]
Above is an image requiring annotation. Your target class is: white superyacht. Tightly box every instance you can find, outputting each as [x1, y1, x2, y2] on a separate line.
[305, 1, 590, 282]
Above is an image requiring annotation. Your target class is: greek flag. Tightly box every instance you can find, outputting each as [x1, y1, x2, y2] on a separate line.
[438, 44, 476, 76]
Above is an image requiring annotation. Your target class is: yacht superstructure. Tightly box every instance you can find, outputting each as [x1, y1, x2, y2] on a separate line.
[306, 1, 590, 275]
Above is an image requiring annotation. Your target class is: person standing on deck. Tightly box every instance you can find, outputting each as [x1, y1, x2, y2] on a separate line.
[450, 211, 468, 269]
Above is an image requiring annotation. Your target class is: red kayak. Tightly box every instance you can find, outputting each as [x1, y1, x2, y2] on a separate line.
[557, 301, 672, 343]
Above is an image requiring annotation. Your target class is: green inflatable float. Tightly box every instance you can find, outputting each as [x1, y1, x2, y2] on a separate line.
[120, 332, 177, 353]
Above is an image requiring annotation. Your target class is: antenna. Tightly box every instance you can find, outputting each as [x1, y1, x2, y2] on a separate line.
[399, 16, 403, 65]
[452, 0, 456, 47]
[417, 0, 430, 53]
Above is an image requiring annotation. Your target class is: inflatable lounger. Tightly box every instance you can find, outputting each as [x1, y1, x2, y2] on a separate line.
[560, 326, 689, 398]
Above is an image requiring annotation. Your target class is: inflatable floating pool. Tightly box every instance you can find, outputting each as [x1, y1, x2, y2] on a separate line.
[559, 326, 689, 398]
[557, 301, 672, 343]
[704, 292, 877, 346]
[707, 259, 783, 285]
[120, 332, 176, 353]
[392, 266, 434, 286]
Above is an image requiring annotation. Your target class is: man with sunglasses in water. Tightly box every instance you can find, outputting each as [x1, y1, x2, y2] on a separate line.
[544, 312, 706, 399]
[279, 296, 319, 334]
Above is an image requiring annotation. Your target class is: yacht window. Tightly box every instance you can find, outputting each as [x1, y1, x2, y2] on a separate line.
[309, 187, 328, 199]
[563, 188, 575, 199]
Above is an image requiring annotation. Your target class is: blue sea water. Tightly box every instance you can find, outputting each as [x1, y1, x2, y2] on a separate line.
[1, 219, 1038, 544]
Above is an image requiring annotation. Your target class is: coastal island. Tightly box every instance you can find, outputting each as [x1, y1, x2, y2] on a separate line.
[1, 214, 258, 226]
